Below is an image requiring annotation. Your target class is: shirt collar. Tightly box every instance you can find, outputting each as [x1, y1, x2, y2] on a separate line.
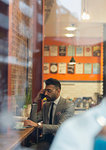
[54, 96, 60, 105]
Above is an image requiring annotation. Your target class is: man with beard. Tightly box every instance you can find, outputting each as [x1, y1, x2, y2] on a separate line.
[24, 78, 75, 147]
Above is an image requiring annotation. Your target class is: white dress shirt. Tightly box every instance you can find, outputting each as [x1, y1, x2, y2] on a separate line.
[48, 96, 60, 124]
[50, 98, 106, 150]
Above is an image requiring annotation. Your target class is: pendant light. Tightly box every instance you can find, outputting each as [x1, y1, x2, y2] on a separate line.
[69, 56, 76, 64]
[65, 24, 77, 31]
[81, 0, 90, 20]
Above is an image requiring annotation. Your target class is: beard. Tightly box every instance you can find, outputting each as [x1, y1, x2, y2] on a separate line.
[46, 95, 57, 102]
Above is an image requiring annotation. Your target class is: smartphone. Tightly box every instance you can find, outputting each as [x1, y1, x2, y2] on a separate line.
[40, 93, 46, 99]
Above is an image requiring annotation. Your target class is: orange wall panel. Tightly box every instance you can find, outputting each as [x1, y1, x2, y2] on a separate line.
[43, 37, 103, 81]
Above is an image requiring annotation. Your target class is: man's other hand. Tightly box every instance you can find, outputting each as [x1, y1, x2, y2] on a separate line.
[24, 119, 38, 127]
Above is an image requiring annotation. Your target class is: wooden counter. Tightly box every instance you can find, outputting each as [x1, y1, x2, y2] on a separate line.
[0, 127, 35, 150]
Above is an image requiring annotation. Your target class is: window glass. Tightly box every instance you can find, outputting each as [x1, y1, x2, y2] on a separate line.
[0, 0, 43, 118]
[44, 0, 104, 108]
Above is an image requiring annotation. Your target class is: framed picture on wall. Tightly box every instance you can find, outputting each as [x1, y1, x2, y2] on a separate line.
[50, 63, 58, 73]
[76, 63, 83, 74]
[44, 63, 49, 74]
[76, 46, 83, 56]
[67, 63, 75, 74]
[58, 63, 66, 74]
[59, 45, 66, 56]
[93, 45, 101, 57]
[84, 63, 92, 74]
[50, 45, 58, 56]
[84, 46, 92, 56]
[93, 63, 100, 74]
[44, 45, 49, 56]
[67, 45, 75, 56]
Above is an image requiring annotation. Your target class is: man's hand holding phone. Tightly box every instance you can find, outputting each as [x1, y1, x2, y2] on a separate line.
[34, 89, 45, 103]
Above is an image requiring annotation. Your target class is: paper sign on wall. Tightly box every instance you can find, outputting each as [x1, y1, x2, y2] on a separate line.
[67, 63, 75, 74]
[50, 63, 58, 73]
[44, 63, 49, 74]
[44, 45, 49, 56]
[76, 63, 83, 74]
[58, 63, 66, 74]
[93, 46, 101, 57]
[84, 63, 92, 74]
[50, 45, 58, 56]
[84, 46, 92, 56]
[76, 46, 83, 56]
[59, 45, 66, 56]
[93, 63, 100, 74]
[67, 45, 75, 56]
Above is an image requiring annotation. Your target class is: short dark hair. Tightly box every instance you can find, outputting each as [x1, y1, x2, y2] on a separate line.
[45, 78, 61, 90]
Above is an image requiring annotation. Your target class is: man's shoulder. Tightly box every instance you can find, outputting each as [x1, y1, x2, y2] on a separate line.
[59, 97, 74, 105]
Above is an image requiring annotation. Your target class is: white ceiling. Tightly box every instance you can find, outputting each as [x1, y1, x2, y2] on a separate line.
[44, 0, 106, 39]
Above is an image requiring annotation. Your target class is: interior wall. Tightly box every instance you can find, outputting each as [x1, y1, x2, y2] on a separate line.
[60, 81, 103, 100]
[43, 81, 103, 101]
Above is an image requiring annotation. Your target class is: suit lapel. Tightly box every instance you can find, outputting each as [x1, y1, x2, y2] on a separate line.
[53, 97, 63, 123]
[55, 97, 62, 113]
[44, 102, 51, 124]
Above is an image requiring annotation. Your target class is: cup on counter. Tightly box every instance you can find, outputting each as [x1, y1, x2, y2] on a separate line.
[15, 121, 24, 129]
[13, 116, 28, 129]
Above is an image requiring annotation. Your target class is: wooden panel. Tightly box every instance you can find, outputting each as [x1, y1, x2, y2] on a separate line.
[32, 0, 43, 101]
[0, 2, 8, 112]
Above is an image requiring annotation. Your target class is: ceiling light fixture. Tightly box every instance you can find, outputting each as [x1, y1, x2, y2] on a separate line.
[81, 0, 90, 20]
[65, 33, 75, 37]
[65, 24, 77, 31]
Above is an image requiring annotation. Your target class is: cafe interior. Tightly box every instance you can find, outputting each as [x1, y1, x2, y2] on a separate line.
[0, 0, 106, 149]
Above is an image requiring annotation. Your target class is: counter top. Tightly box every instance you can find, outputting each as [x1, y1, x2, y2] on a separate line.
[0, 127, 35, 150]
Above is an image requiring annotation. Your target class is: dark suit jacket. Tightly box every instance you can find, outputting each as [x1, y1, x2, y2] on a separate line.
[30, 96, 75, 135]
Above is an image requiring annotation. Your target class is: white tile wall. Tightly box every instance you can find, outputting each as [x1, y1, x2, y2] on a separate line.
[60, 81, 103, 101]
[43, 81, 103, 101]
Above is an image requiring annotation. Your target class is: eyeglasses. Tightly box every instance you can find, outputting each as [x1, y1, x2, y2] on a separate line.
[44, 88, 56, 94]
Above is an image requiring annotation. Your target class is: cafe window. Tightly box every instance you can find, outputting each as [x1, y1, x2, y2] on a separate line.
[0, 0, 106, 126]
[43, 0, 106, 109]
[0, 0, 43, 115]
